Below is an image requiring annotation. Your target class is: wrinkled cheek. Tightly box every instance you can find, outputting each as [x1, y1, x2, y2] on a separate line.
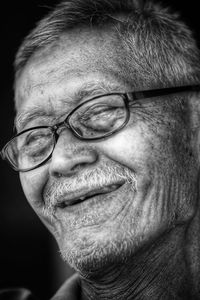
[150, 147, 197, 225]
[19, 166, 49, 212]
[20, 169, 59, 236]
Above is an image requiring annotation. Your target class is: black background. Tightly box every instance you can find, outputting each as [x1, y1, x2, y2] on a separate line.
[0, 1, 200, 299]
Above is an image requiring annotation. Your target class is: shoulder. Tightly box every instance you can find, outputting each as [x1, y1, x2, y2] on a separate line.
[0, 288, 37, 300]
[51, 273, 81, 300]
[0, 274, 81, 300]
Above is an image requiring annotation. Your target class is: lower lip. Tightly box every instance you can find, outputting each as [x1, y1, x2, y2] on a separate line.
[56, 183, 125, 213]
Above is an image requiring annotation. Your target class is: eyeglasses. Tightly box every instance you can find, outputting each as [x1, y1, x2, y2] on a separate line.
[1, 84, 200, 172]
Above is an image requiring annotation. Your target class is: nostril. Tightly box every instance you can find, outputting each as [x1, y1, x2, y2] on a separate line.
[53, 169, 77, 178]
[53, 163, 88, 178]
[53, 171, 63, 178]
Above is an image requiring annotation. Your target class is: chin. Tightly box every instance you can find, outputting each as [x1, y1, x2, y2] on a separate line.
[59, 238, 131, 275]
[57, 221, 163, 276]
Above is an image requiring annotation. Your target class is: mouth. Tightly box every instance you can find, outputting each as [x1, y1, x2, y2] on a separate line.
[56, 182, 124, 209]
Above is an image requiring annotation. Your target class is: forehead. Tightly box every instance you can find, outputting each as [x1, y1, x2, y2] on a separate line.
[15, 28, 130, 113]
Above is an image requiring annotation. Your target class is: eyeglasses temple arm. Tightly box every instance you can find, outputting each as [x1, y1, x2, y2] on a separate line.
[131, 85, 200, 101]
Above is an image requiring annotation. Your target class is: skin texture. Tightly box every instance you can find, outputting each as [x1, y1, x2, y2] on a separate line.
[15, 28, 200, 299]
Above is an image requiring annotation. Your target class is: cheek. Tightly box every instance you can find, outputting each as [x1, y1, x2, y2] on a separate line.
[19, 166, 49, 211]
[99, 125, 156, 174]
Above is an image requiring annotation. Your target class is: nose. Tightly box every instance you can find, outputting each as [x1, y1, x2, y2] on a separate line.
[49, 130, 98, 178]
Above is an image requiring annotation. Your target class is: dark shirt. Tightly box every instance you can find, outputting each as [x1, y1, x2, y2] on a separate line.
[0, 289, 35, 300]
[0, 274, 81, 300]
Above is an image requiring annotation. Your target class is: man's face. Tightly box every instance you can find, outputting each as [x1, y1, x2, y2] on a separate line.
[15, 28, 197, 273]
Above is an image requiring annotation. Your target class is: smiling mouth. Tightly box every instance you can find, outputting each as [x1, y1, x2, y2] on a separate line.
[56, 183, 123, 209]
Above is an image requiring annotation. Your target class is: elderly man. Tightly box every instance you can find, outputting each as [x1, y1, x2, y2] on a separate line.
[1, 0, 200, 299]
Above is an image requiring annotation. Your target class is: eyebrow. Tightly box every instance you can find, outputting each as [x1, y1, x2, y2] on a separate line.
[15, 81, 121, 132]
[15, 107, 56, 132]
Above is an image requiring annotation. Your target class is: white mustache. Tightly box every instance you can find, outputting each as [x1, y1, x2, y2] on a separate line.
[43, 164, 137, 216]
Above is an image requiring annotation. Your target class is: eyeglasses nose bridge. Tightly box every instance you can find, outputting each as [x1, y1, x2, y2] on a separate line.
[53, 120, 71, 136]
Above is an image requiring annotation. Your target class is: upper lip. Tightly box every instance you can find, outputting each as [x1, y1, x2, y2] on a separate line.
[55, 181, 125, 208]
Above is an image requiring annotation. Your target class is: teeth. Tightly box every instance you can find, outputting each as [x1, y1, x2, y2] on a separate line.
[59, 183, 122, 208]
[103, 184, 119, 192]
[62, 196, 86, 207]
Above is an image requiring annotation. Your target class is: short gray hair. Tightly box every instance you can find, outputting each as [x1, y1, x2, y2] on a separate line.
[15, 0, 200, 88]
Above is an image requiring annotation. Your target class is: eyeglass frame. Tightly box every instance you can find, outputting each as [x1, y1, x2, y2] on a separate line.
[1, 84, 200, 172]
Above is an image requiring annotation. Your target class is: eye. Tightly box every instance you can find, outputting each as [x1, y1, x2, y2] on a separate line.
[24, 130, 51, 147]
[80, 104, 125, 131]
[17, 128, 53, 159]
[69, 95, 127, 138]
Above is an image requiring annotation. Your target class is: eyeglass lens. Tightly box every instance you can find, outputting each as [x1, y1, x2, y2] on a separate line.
[7, 128, 54, 170]
[68, 94, 127, 138]
[6, 94, 127, 170]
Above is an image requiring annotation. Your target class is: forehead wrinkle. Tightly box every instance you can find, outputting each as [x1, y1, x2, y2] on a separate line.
[29, 28, 125, 86]
[15, 28, 130, 109]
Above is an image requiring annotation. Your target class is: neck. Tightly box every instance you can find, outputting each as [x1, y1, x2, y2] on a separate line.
[80, 224, 200, 300]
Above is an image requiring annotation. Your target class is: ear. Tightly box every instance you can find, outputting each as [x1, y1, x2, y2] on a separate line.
[188, 93, 200, 165]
